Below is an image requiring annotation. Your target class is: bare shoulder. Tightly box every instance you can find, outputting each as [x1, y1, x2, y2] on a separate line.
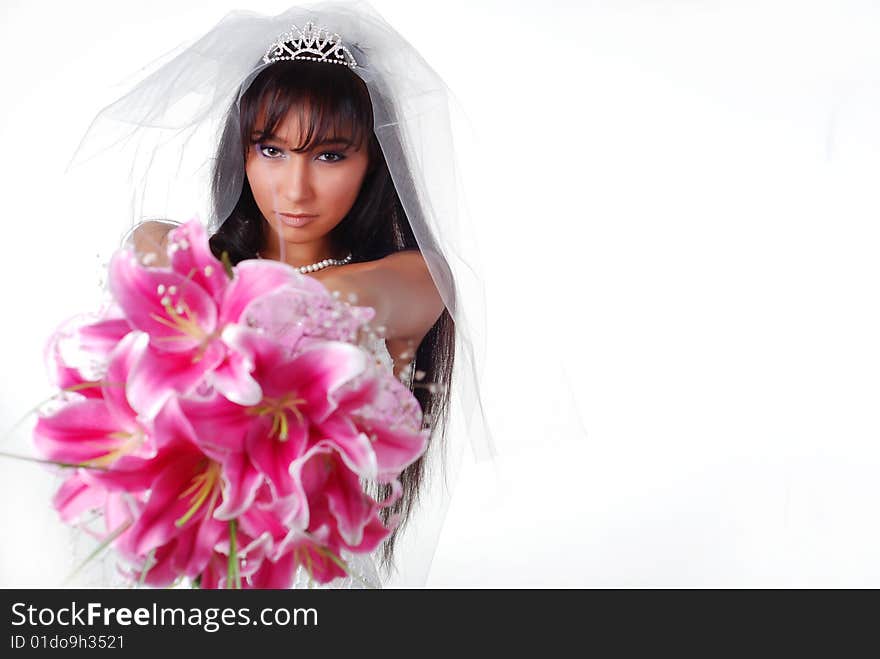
[310, 249, 443, 343]
[383, 248, 427, 268]
[314, 249, 427, 283]
[372, 249, 432, 279]
[370, 250, 444, 341]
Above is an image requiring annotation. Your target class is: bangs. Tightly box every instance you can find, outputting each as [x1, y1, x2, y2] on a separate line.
[241, 60, 373, 153]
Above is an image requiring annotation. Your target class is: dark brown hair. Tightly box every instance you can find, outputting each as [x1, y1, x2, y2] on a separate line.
[208, 60, 455, 576]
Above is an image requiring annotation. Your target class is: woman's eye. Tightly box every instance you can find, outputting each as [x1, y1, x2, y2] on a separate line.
[317, 152, 346, 163]
[257, 144, 283, 158]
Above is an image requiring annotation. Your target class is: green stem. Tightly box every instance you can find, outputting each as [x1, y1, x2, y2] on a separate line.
[138, 548, 156, 587]
[0, 400, 50, 446]
[63, 520, 132, 586]
[315, 546, 375, 589]
[227, 519, 241, 589]
[0, 450, 110, 471]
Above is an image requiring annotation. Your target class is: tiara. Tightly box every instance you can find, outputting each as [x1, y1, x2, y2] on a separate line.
[262, 21, 358, 68]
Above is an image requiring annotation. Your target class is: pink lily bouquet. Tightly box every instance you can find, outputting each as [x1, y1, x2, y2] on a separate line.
[33, 219, 428, 588]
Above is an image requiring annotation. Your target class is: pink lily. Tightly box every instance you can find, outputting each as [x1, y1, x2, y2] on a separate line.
[199, 525, 276, 589]
[180, 335, 372, 509]
[34, 332, 157, 468]
[185, 481, 306, 588]
[224, 486, 333, 588]
[107, 221, 300, 419]
[245, 445, 399, 586]
[44, 311, 132, 398]
[288, 444, 400, 550]
[91, 398, 226, 581]
[319, 372, 430, 483]
[51, 472, 140, 547]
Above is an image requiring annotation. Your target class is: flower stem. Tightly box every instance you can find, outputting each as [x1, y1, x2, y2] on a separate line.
[0, 450, 110, 471]
[314, 545, 375, 589]
[227, 519, 241, 589]
[63, 520, 132, 586]
[138, 548, 156, 587]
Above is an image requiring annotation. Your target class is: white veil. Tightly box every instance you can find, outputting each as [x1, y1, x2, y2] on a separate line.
[54, 0, 495, 587]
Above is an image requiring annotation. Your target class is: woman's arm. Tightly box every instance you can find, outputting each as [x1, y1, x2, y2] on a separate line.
[316, 250, 445, 344]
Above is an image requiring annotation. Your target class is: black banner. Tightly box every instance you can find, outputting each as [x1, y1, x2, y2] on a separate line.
[0, 588, 869, 654]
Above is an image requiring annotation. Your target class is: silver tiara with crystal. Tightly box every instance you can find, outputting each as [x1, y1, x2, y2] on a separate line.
[262, 21, 358, 68]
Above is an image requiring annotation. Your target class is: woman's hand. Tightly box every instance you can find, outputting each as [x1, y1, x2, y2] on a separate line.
[126, 220, 177, 267]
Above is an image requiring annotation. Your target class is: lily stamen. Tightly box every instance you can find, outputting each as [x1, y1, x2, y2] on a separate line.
[148, 298, 204, 342]
[248, 393, 307, 441]
[86, 429, 147, 468]
[175, 460, 221, 528]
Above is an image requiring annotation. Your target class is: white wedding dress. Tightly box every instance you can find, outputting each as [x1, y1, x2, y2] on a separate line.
[291, 335, 399, 589]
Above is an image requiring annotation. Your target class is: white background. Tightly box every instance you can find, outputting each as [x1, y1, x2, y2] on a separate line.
[3, 0, 880, 587]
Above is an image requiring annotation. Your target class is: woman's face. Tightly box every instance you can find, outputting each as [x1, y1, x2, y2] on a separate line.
[245, 105, 370, 252]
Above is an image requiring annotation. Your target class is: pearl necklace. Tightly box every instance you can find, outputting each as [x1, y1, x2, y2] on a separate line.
[257, 251, 353, 274]
[296, 252, 353, 274]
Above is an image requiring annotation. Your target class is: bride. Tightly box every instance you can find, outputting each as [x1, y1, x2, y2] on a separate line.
[72, 1, 495, 588]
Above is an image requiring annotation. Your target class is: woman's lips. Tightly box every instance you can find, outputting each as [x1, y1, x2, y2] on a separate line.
[277, 212, 317, 228]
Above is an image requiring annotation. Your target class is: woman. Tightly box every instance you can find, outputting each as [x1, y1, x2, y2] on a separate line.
[131, 56, 450, 588]
[94, 1, 495, 587]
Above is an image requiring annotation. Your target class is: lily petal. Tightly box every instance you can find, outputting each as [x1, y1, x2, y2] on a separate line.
[102, 332, 147, 425]
[248, 550, 298, 589]
[109, 251, 217, 352]
[361, 422, 429, 482]
[246, 416, 308, 498]
[77, 317, 133, 356]
[34, 399, 124, 465]
[219, 260, 300, 327]
[168, 220, 229, 302]
[170, 506, 226, 578]
[294, 446, 372, 547]
[178, 395, 252, 455]
[125, 451, 217, 557]
[347, 514, 396, 554]
[213, 451, 263, 521]
[220, 323, 289, 382]
[312, 416, 378, 480]
[52, 473, 107, 524]
[210, 349, 262, 407]
[126, 341, 224, 420]
[262, 342, 367, 422]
